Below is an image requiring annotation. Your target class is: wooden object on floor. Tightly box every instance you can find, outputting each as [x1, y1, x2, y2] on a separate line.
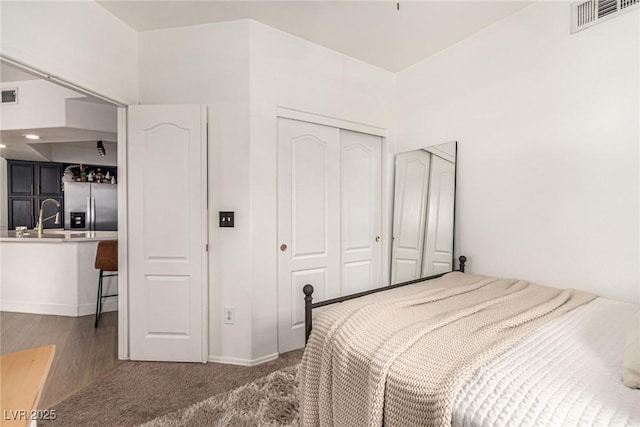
[0, 345, 55, 427]
[1, 311, 119, 410]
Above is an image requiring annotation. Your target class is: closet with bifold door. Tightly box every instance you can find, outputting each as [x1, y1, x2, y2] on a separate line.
[277, 117, 383, 353]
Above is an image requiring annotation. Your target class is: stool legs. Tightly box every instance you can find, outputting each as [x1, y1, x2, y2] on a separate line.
[95, 271, 118, 328]
[95, 270, 103, 328]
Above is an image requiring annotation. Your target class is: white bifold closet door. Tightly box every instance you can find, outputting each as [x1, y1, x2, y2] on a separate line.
[277, 119, 341, 354]
[277, 118, 382, 353]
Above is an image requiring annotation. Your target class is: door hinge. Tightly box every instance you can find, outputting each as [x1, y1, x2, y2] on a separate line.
[206, 244, 209, 252]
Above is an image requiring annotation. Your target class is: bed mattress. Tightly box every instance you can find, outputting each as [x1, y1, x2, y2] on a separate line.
[300, 273, 603, 427]
[452, 297, 640, 427]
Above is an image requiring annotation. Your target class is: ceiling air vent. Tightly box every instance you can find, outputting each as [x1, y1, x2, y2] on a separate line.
[1, 88, 18, 104]
[572, 0, 640, 32]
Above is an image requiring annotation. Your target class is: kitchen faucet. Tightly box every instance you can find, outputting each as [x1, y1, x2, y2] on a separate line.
[35, 198, 61, 236]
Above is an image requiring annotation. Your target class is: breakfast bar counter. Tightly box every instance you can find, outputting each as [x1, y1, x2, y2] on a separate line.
[0, 230, 117, 242]
[0, 231, 118, 316]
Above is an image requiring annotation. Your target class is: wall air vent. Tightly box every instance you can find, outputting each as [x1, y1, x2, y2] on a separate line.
[1, 88, 18, 104]
[598, 0, 618, 16]
[572, 0, 639, 33]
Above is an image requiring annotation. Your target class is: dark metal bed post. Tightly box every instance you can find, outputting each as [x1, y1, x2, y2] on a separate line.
[303, 284, 314, 344]
[459, 256, 467, 273]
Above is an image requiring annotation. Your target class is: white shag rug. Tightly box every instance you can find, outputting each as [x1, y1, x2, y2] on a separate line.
[138, 364, 300, 427]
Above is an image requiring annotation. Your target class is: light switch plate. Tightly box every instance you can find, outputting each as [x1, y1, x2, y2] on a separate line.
[219, 211, 234, 227]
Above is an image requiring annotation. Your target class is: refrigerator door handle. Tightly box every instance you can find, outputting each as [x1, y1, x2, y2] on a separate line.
[86, 197, 92, 230]
[91, 197, 96, 231]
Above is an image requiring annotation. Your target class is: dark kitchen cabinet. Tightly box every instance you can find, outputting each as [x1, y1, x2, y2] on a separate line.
[8, 162, 34, 195]
[37, 164, 63, 195]
[8, 197, 35, 229]
[6, 160, 64, 230]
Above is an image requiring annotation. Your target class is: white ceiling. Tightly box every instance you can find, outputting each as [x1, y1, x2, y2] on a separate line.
[0, 127, 116, 146]
[98, 0, 531, 72]
[0, 139, 116, 162]
[0, 127, 117, 162]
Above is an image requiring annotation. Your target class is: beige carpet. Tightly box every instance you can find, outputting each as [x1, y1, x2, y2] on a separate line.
[140, 364, 300, 426]
[40, 350, 303, 427]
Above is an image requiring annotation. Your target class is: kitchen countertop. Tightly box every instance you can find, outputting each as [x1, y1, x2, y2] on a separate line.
[1, 230, 119, 317]
[0, 230, 118, 242]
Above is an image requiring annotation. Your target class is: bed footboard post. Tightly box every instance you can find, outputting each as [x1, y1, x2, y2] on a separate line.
[459, 256, 467, 273]
[303, 284, 314, 344]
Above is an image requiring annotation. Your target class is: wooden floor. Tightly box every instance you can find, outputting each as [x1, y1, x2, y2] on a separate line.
[0, 311, 119, 410]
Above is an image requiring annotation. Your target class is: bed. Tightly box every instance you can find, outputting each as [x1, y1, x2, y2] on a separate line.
[299, 257, 640, 427]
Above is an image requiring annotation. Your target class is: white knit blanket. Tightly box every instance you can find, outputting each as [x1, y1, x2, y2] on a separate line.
[299, 273, 596, 427]
[453, 297, 640, 427]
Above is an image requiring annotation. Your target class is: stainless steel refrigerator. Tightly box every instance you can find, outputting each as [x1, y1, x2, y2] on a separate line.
[64, 182, 118, 231]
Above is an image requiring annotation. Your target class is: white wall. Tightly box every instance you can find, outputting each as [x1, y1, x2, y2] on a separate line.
[0, 0, 138, 104]
[138, 20, 253, 363]
[139, 19, 395, 363]
[9, 0, 635, 363]
[396, 3, 640, 303]
[50, 141, 117, 166]
[0, 80, 78, 130]
[0, 80, 116, 133]
[65, 99, 118, 133]
[248, 21, 395, 360]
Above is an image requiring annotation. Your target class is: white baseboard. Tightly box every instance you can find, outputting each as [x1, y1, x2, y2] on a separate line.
[208, 352, 279, 366]
[0, 299, 117, 317]
[78, 300, 118, 316]
[1, 300, 77, 316]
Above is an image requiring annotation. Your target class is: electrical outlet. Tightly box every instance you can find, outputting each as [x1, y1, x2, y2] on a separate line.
[223, 307, 236, 325]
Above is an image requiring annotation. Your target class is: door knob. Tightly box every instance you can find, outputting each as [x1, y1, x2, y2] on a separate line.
[375, 236, 381, 243]
[280, 244, 287, 252]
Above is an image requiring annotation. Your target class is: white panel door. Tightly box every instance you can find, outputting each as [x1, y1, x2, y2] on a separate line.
[277, 118, 340, 353]
[391, 150, 431, 283]
[128, 105, 208, 362]
[341, 130, 382, 295]
[422, 155, 455, 276]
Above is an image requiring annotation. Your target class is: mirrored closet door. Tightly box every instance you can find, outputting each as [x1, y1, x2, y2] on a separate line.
[391, 142, 457, 284]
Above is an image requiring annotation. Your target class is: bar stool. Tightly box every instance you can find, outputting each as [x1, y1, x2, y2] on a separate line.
[95, 240, 118, 328]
